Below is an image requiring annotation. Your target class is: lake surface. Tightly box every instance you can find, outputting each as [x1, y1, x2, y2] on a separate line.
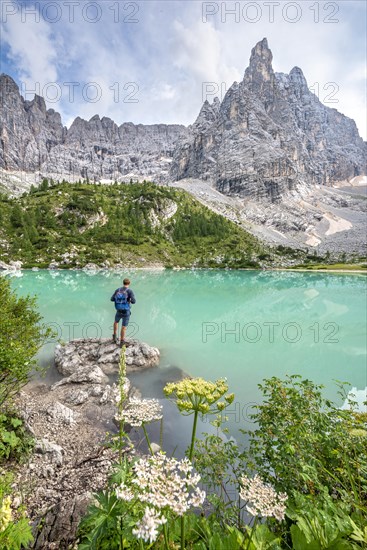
[6, 269, 367, 450]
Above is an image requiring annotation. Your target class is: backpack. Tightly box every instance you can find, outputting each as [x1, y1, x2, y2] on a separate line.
[114, 288, 130, 311]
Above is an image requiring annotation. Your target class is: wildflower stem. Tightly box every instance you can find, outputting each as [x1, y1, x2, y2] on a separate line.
[163, 522, 170, 550]
[245, 516, 258, 550]
[142, 423, 154, 455]
[189, 410, 199, 461]
[180, 409, 200, 550]
[119, 516, 124, 550]
[118, 348, 127, 465]
[181, 516, 185, 550]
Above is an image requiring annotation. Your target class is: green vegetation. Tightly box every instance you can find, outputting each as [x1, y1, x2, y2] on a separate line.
[0, 472, 34, 550]
[0, 278, 52, 547]
[0, 277, 53, 408]
[0, 180, 285, 268]
[291, 263, 367, 271]
[0, 412, 33, 463]
[0, 180, 364, 269]
[78, 358, 367, 549]
[0, 276, 50, 466]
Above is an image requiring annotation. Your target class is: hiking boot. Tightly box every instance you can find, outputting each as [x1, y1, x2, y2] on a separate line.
[112, 334, 118, 345]
[120, 340, 131, 348]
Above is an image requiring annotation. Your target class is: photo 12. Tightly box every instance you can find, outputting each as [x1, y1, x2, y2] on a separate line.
[0, 1, 366, 548]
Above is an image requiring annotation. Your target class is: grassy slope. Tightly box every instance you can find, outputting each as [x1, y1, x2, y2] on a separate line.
[0, 181, 285, 269]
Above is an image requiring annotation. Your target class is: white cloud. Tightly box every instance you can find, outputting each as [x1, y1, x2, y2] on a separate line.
[1, 0, 366, 139]
[1, 2, 59, 88]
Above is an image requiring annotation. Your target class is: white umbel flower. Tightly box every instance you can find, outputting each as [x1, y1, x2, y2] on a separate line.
[239, 474, 288, 521]
[132, 506, 167, 543]
[115, 397, 163, 427]
[115, 483, 134, 502]
[132, 453, 205, 516]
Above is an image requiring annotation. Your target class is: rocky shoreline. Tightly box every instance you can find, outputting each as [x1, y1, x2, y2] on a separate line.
[1, 262, 366, 275]
[11, 338, 160, 549]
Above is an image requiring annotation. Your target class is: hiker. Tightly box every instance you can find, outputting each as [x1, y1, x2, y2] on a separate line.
[111, 278, 136, 347]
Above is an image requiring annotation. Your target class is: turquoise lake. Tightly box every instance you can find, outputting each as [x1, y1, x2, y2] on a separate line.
[6, 269, 367, 449]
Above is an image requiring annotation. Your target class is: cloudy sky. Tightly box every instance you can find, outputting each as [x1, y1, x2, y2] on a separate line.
[1, 0, 366, 138]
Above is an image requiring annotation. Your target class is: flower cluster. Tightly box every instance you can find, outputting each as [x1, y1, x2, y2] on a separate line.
[132, 506, 167, 544]
[115, 452, 205, 526]
[164, 377, 234, 415]
[131, 453, 205, 515]
[115, 483, 134, 502]
[0, 496, 12, 532]
[239, 474, 288, 521]
[115, 397, 163, 427]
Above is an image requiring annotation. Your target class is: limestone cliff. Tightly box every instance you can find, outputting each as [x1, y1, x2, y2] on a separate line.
[1, 39, 365, 200]
[171, 39, 366, 202]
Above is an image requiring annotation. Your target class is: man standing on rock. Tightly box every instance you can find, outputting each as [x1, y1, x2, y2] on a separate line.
[111, 278, 136, 347]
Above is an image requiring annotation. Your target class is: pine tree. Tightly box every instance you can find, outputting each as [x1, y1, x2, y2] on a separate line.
[40, 178, 49, 191]
[10, 204, 24, 229]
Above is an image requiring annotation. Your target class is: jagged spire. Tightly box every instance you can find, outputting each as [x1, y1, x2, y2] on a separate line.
[193, 98, 220, 130]
[249, 38, 273, 68]
[244, 38, 274, 85]
[289, 66, 308, 91]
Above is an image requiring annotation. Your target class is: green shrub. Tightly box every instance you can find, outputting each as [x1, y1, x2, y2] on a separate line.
[0, 411, 33, 463]
[0, 277, 53, 407]
[0, 473, 33, 549]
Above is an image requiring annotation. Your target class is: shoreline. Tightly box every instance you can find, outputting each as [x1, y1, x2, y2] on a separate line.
[1, 266, 366, 275]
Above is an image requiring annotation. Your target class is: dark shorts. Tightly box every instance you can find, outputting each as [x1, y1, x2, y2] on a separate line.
[114, 310, 131, 326]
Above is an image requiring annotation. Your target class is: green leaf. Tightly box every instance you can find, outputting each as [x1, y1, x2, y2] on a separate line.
[2, 430, 20, 448]
[10, 418, 22, 429]
[291, 525, 321, 550]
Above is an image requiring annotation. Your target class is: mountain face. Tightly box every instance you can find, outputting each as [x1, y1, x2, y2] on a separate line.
[0, 74, 187, 183]
[172, 39, 366, 202]
[0, 39, 366, 201]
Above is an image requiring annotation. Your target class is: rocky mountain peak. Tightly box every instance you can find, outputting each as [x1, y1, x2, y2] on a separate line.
[172, 38, 366, 202]
[0, 73, 19, 96]
[289, 66, 308, 91]
[194, 98, 221, 131]
[25, 94, 47, 115]
[250, 37, 272, 64]
[244, 37, 274, 84]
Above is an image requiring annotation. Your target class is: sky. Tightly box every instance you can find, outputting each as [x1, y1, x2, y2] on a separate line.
[1, 0, 366, 139]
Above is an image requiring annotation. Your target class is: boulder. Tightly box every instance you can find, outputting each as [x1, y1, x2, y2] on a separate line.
[35, 438, 64, 466]
[45, 401, 79, 424]
[0, 260, 11, 270]
[32, 493, 91, 550]
[0, 260, 22, 271]
[9, 260, 22, 270]
[51, 366, 107, 388]
[55, 338, 160, 376]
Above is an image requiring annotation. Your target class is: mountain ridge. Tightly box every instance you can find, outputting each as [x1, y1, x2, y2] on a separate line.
[1, 38, 365, 199]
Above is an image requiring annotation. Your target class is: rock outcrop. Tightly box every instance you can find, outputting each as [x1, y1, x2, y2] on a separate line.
[171, 38, 366, 201]
[0, 259, 22, 271]
[55, 337, 160, 376]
